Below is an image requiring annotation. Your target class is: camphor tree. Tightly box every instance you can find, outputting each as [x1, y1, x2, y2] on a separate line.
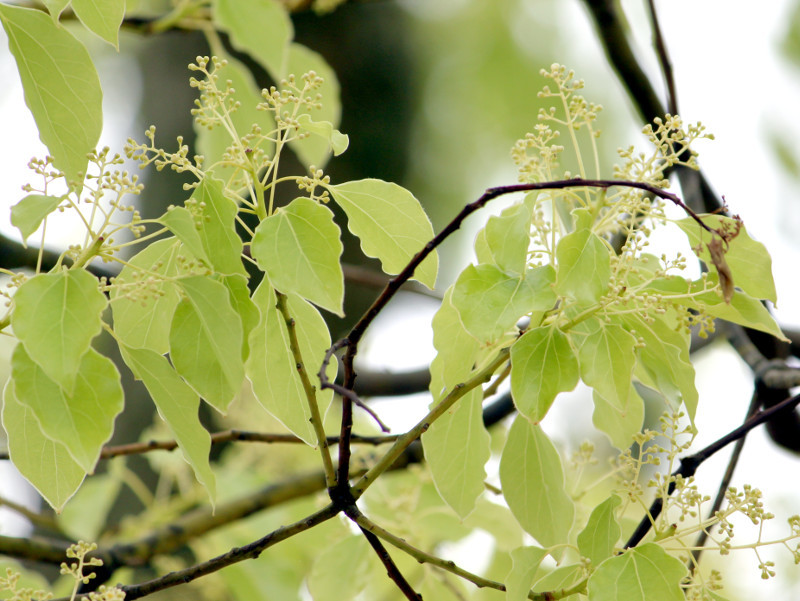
[0, 0, 799, 600]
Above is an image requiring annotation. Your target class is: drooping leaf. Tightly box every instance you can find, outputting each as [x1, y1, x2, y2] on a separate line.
[577, 322, 637, 410]
[251, 197, 344, 315]
[2, 380, 86, 513]
[191, 176, 247, 276]
[505, 546, 548, 601]
[10, 194, 63, 244]
[120, 345, 216, 506]
[577, 495, 622, 566]
[555, 210, 610, 304]
[452, 264, 555, 343]
[110, 238, 186, 354]
[212, 0, 292, 80]
[587, 543, 687, 601]
[246, 282, 335, 445]
[592, 388, 644, 451]
[328, 179, 438, 288]
[308, 535, 373, 601]
[676, 214, 777, 303]
[222, 274, 260, 361]
[170, 276, 245, 412]
[71, 0, 125, 48]
[510, 326, 579, 422]
[429, 288, 481, 399]
[285, 44, 343, 168]
[499, 416, 574, 548]
[11, 345, 123, 473]
[474, 200, 533, 274]
[12, 269, 107, 391]
[422, 388, 490, 518]
[0, 3, 102, 186]
[42, 0, 70, 22]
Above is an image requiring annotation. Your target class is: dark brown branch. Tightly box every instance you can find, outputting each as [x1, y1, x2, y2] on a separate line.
[645, 0, 678, 116]
[358, 525, 422, 601]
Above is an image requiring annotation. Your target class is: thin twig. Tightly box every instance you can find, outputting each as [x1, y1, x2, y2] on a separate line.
[358, 524, 422, 601]
[645, 0, 678, 116]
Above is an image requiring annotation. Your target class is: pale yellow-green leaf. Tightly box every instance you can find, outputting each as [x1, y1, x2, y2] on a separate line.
[532, 564, 585, 592]
[12, 269, 107, 391]
[158, 206, 212, 266]
[11, 344, 123, 473]
[222, 274, 259, 361]
[328, 179, 438, 288]
[555, 210, 610, 304]
[577, 323, 637, 411]
[2, 380, 86, 513]
[121, 345, 217, 506]
[0, 3, 102, 186]
[191, 176, 247, 276]
[429, 288, 481, 398]
[505, 546, 547, 601]
[307, 535, 372, 601]
[587, 543, 687, 601]
[170, 276, 244, 412]
[422, 388, 490, 518]
[577, 495, 622, 566]
[499, 416, 574, 547]
[592, 388, 644, 451]
[463, 498, 524, 552]
[510, 326, 579, 422]
[42, 0, 70, 22]
[474, 201, 533, 274]
[296, 114, 348, 156]
[71, 0, 125, 48]
[10, 194, 63, 244]
[251, 197, 344, 315]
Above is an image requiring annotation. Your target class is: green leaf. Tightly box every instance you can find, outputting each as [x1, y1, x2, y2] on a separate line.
[2, 380, 86, 513]
[251, 197, 344, 315]
[0, 3, 102, 186]
[505, 546, 548, 601]
[474, 200, 533, 274]
[555, 213, 610, 303]
[422, 388, 490, 518]
[158, 206, 212, 267]
[577, 495, 622, 566]
[245, 282, 335, 445]
[71, 0, 125, 48]
[328, 179, 438, 288]
[499, 416, 574, 547]
[213, 0, 292, 80]
[592, 388, 644, 451]
[577, 323, 637, 411]
[120, 346, 216, 506]
[676, 214, 777, 302]
[195, 55, 276, 184]
[170, 276, 244, 412]
[42, 0, 70, 22]
[11, 345, 123, 473]
[532, 564, 585, 592]
[587, 543, 687, 601]
[510, 326, 579, 422]
[110, 238, 185, 354]
[452, 264, 556, 343]
[12, 269, 107, 391]
[429, 288, 481, 398]
[286, 44, 343, 168]
[191, 176, 247, 276]
[463, 498, 524, 552]
[222, 275, 260, 361]
[10, 194, 63, 244]
[308, 535, 372, 601]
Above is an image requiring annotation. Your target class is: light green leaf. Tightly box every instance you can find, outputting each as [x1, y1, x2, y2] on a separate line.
[592, 388, 644, 451]
[2, 380, 86, 513]
[328, 179, 438, 288]
[452, 264, 556, 343]
[587, 543, 687, 601]
[297, 114, 348, 156]
[510, 326, 579, 422]
[71, 0, 125, 48]
[422, 388, 490, 518]
[429, 288, 481, 398]
[577, 323, 637, 410]
[42, 0, 70, 22]
[505, 546, 548, 601]
[170, 276, 244, 412]
[0, 3, 102, 186]
[110, 238, 185, 354]
[120, 345, 216, 506]
[11, 345, 123, 473]
[474, 201, 533, 274]
[222, 275, 260, 361]
[577, 495, 622, 566]
[464, 498, 524, 552]
[10, 194, 63, 244]
[251, 197, 344, 315]
[676, 214, 777, 302]
[555, 216, 610, 303]
[308, 535, 372, 601]
[246, 282, 335, 444]
[196, 55, 276, 184]
[499, 416, 574, 547]
[12, 269, 107, 391]
[286, 43, 343, 168]
[213, 0, 292, 80]
[532, 564, 585, 592]
[191, 176, 247, 276]
[158, 206, 211, 266]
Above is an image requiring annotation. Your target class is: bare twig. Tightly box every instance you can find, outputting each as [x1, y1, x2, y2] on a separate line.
[645, 0, 678, 115]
